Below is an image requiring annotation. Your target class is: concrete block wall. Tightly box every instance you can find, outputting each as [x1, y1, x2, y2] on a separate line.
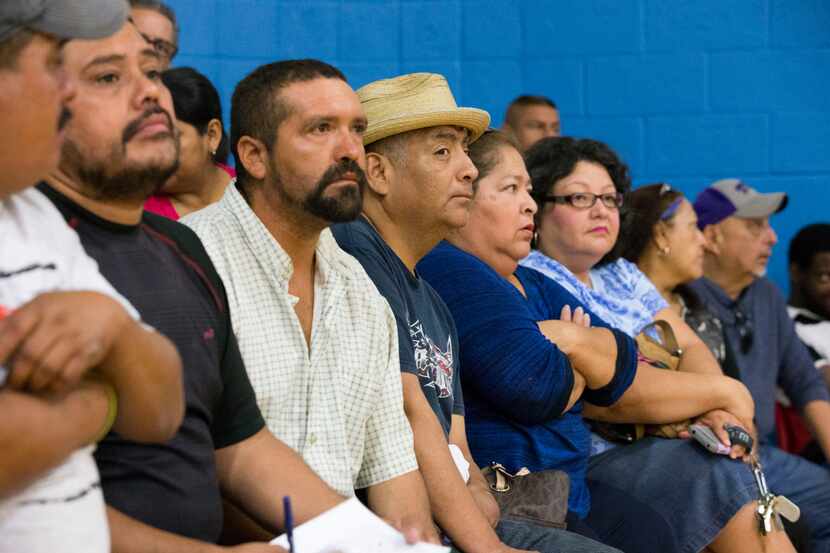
[167, 0, 830, 293]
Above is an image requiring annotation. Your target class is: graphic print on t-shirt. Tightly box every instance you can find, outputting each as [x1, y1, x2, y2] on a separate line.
[409, 319, 453, 399]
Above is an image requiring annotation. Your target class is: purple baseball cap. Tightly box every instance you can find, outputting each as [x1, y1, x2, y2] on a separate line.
[693, 178, 788, 230]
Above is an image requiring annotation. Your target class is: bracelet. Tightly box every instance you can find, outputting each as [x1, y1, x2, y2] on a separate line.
[93, 380, 118, 443]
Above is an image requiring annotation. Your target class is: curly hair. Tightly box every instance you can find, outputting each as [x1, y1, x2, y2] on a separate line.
[614, 183, 684, 264]
[524, 136, 631, 265]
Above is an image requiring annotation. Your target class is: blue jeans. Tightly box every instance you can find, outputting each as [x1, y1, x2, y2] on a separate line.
[449, 518, 622, 553]
[762, 445, 830, 553]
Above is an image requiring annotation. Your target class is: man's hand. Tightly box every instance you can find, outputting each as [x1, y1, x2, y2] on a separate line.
[385, 514, 441, 545]
[468, 480, 499, 528]
[0, 291, 130, 393]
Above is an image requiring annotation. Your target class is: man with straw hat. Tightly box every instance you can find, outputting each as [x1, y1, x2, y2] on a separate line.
[332, 72, 620, 553]
[182, 60, 438, 544]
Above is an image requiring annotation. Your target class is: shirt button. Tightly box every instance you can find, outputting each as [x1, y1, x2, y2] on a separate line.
[308, 434, 317, 446]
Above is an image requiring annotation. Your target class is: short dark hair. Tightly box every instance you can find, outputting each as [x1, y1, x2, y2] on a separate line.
[0, 28, 35, 70]
[505, 94, 557, 127]
[615, 183, 684, 264]
[789, 223, 830, 270]
[129, 0, 178, 43]
[162, 67, 228, 163]
[230, 59, 347, 191]
[468, 129, 521, 192]
[525, 136, 631, 265]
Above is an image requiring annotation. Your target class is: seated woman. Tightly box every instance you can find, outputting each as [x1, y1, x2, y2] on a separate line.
[418, 130, 794, 553]
[144, 67, 233, 220]
[520, 137, 751, 455]
[614, 183, 738, 375]
[616, 184, 813, 552]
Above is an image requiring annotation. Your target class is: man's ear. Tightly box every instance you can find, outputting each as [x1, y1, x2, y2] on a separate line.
[365, 152, 392, 197]
[702, 224, 722, 256]
[236, 136, 268, 180]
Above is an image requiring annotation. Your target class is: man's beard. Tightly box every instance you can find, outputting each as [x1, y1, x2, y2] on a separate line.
[271, 158, 367, 223]
[60, 107, 180, 203]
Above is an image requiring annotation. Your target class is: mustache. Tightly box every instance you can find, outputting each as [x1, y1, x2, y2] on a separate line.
[317, 158, 366, 190]
[58, 107, 72, 131]
[122, 106, 174, 144]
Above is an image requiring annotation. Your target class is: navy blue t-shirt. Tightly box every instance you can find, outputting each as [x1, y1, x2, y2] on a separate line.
[332, 219, 463, 436]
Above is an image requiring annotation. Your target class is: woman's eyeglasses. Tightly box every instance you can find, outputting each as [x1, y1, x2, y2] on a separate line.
[734, 308, 754, 354]
[540, 192, 624, 210]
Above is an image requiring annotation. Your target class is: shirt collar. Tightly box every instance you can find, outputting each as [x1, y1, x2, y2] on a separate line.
[221, 180, 351, 289]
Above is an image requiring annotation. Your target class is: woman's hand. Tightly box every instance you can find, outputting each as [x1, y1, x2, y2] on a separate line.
[681, 408, 757, 461]
[560, 305, 591, 327]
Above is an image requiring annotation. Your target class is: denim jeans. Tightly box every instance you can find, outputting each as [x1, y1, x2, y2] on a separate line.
[449, 518, 622, 553]
[762, 445, 830, 553]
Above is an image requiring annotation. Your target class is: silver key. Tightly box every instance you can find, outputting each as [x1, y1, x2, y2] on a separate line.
[760, 497, 775, 534]
[752, 458, 777, 535]
[773, 495, 801, 523]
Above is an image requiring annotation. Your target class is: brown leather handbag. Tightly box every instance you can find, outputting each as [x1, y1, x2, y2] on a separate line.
[591, 319, 689, 442]
[481, 462, 569, 529]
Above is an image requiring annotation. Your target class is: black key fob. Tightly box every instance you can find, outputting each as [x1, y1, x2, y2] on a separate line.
[724, 424, 753, 454]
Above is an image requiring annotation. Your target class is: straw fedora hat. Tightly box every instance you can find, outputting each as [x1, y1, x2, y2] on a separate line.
[357, 73, 490, 146]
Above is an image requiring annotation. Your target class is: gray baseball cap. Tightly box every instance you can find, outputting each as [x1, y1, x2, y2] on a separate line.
[694, 178, 787, 228]
[0, 0, 129, 43]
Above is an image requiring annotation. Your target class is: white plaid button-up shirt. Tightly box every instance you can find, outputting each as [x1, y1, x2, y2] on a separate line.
[182, 183, 417, 495]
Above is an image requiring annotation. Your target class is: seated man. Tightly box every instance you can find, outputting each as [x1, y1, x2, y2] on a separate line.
[788, 223, 830, 383]
[333, 72, 620, 553]
[784, 222, 830, 463]
[40, 22, 344, 552]
[0, 2, 183, 551]
[182, 60, 436, 540]
[691, 178, 830, 553]
[501, 95, 560, 152]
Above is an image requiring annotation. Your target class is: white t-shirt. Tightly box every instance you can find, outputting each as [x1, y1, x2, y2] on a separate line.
[0, 188, 135, 553]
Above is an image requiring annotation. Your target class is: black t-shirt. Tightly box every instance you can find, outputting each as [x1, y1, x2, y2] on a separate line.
[40, 184, 265, 543]
[332, 218, 463, 436]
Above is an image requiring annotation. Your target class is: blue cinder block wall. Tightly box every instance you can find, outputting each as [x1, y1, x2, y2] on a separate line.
[168, 0, 830, 294]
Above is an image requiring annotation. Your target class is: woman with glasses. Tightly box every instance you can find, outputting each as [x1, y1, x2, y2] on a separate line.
[519, 138, 753, 451]
[418, 131, 794, 553]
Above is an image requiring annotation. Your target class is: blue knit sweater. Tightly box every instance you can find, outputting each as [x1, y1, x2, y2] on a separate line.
[418, 242, 638, 518]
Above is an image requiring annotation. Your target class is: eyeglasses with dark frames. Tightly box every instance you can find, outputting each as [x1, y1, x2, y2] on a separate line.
[141, 33, 178, 61]
[128, 17, 179, 61]
[539, 192, 624, 210]
[734, 308, 754, 354]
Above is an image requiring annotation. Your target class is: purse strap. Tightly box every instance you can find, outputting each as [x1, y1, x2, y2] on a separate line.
[641, 319, 682, 357]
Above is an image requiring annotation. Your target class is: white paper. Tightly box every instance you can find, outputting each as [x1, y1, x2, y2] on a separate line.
[271, 497, 450, 553]
[448, 444, 470, 483]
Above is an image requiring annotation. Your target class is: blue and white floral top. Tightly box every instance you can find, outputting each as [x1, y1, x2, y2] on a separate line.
[521, 250, 669, 455]
[520, 250, 668, 338]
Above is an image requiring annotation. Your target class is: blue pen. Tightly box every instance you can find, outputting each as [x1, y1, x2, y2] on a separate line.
[283, 495, 295, 553]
